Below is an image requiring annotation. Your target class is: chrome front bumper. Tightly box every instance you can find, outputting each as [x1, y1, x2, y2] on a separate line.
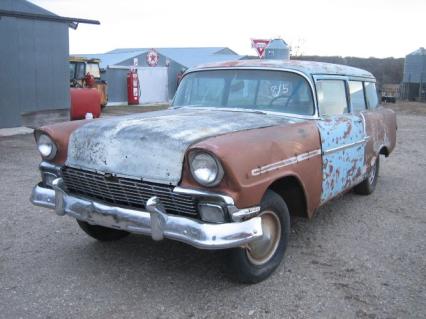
[30, 178, 263, 250]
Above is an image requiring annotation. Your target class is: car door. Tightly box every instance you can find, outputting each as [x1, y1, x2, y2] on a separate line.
[315, 76, 368, 204]
[361, 81, 397, 168]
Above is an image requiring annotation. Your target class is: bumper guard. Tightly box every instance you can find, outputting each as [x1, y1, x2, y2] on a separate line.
[30, 178, 263, 250]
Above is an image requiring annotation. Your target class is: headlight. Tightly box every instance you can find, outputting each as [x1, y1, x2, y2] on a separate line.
[37, 134, 57, 160]
[189, 152, 224, 187]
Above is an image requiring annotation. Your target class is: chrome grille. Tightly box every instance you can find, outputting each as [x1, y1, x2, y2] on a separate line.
[61, 166, 198, 216]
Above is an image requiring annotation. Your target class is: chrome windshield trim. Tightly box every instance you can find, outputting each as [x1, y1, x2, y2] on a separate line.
[173, 67, 320, 119]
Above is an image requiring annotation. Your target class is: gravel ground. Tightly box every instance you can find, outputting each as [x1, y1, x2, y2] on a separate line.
[0, 103, 425, 319]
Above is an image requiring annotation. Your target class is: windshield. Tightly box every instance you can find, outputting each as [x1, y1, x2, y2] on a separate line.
[69, 63, 76, 80]
[86, 63, 101, 78]
[173, 69, 315, 116]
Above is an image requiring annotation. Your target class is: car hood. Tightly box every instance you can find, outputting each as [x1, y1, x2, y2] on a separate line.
[66, 108, 296, 185]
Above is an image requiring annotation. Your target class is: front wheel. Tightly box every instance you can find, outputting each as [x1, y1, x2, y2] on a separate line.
[227, 190, 290, 284]
[76, 220, 130, 241]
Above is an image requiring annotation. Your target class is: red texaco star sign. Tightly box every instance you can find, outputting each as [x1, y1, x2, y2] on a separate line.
[146, 49, 159, 67]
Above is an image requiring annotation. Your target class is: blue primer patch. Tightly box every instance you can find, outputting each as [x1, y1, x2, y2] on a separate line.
[317, 115, 366, 203]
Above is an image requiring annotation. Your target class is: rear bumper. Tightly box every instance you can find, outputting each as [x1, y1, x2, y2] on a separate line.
[30, 178, 263, 250]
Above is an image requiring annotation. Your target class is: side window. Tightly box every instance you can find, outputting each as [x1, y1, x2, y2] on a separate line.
[349, 81, 366, 112]
[365, 82, 379, 109]
[317, 80, 348, 116]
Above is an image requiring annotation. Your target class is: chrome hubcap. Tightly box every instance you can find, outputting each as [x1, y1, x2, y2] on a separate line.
[246, 210, 281, 265]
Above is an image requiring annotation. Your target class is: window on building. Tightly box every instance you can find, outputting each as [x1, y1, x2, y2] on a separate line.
[349, 81, 366, 112]
[365, 82, 379, 109]
[317, 80, 348, 116]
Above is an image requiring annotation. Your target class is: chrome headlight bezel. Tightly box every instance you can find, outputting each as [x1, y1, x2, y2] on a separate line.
[188, 151, 224, 187]
[36, 134, 57, 160]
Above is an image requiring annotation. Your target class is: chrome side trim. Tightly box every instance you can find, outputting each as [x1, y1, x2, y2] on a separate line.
[322, 137, 369, 155]
[30, 180, 263, 250]
[360, 112, 367, 136]
[251, 149, 321, 176]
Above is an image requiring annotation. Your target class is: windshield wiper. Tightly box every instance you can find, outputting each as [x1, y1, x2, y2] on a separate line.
[246, 110, 267, 115]
[217, 108, 267, 115]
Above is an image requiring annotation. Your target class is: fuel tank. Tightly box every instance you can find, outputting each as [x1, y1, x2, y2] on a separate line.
[70, 88, 101, 120]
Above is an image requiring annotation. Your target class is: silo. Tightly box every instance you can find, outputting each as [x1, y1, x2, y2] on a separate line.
[264, 39, 290, 60]
[402, 47, 426, 101]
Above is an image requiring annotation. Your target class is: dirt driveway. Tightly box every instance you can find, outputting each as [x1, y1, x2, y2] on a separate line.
[0, 102, 425, 318]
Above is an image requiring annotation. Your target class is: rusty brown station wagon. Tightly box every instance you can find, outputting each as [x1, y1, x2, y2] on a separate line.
[31, 60, 397, 283]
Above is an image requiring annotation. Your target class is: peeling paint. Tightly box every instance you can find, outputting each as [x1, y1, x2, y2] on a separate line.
[66, 108, 295, 185]
[317, 115, 366, 203]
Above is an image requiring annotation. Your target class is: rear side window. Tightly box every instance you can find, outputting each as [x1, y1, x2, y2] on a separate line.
[317, 80, 348, 116]
[365, 82, 379, 109]
[349, 81, 366, 112]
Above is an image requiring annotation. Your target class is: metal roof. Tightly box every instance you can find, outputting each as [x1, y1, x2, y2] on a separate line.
[266, 39, 289, 49]
[190, 59, 375, 79]
[0, 1, 99, 29]
[155, 48, 240, 68]
[407, 47, 426, 56]
[74, 52, 146, 68]
[107, 47, 238, 55]
[76, 47, 241, 69]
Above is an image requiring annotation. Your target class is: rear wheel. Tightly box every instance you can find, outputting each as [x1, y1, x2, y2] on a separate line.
[227, 190, 290, 284]
[354, 156, 380, 195]
[76, 220, 130, 241]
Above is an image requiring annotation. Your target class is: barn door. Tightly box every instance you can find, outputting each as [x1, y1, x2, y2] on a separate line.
[137, 67, 169, 103]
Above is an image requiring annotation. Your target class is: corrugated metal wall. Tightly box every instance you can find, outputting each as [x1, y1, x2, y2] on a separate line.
[403, 50, 426, 83]
[102, 69, 128, 104]
[0, 1, 70, 128]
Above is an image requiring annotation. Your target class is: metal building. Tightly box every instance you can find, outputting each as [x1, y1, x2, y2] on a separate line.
[264, 39, 290, 60]
[77, 47, 241, 105]
[401, 47, 426, 101]
[0, 0, 98, 128]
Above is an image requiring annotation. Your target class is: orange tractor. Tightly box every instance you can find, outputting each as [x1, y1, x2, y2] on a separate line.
[69, 56, 108, 120]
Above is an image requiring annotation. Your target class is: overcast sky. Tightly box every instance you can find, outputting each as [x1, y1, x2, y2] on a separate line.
[30, 0, 424, 58]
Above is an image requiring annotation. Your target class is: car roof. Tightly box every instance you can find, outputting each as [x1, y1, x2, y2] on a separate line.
[189, 59, 375, 80]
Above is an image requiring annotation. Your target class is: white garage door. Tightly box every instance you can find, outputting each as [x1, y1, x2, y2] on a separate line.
[137, 67, 168, 104]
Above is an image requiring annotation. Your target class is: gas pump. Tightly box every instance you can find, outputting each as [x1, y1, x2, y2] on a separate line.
[127, 69, 140, 105]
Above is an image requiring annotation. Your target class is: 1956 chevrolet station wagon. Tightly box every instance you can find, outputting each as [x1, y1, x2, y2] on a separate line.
[31, 60, 397, 283]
